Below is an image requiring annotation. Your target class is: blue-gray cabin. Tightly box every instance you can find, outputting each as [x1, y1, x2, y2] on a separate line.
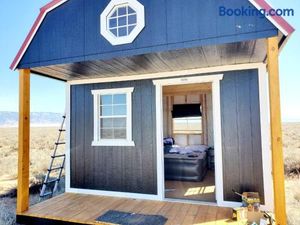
[11, 0, 294, 217]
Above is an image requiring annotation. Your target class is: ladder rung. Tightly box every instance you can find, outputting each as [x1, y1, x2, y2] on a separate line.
[51, 154, 65, 158]
[48, 166, 63, 171]
[59, 129, 66, 132]
[55, 142, 65, 145]
[40, 192, 52, 197]
[44, 178, 59, 185]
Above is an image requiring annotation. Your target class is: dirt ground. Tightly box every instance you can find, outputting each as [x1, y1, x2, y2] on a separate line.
[0, 124, 299, 225]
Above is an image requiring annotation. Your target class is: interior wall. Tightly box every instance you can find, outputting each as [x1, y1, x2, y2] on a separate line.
[206, 93, 214, 147]
[163, 90, 213, 147]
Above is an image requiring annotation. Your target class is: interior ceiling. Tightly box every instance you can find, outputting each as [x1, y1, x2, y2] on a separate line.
[31, 38, 267, 81]
[163, 83, 212, 95]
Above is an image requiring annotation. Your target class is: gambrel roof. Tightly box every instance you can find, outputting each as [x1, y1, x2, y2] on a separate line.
[10, 0, 294, 71]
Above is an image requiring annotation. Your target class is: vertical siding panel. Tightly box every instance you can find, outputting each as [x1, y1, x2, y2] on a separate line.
[74, 85, 85, 188]
[236, 72, 254, 193]
[141, 81, 155, 193]
[70, 86, 76, 187]
[133, 81, 143, 193]
[166, 0, 183, 43]
[83, 84, 94, 187]
[151, 82, 157, 194]
[221, 72, 241, 201]
[221, 70, 264, 202]
[249, 70, 265, 203]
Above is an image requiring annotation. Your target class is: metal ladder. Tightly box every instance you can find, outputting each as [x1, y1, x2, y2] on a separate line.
[40, 115, 66, 199]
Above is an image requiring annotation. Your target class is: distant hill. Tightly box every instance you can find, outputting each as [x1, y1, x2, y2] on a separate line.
[0, 112, 63, 127]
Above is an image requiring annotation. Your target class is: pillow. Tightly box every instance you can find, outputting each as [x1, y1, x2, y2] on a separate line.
[163, 137, 175, 146]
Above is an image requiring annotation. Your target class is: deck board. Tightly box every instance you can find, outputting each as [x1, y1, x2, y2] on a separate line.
[19, 193, 239, 225]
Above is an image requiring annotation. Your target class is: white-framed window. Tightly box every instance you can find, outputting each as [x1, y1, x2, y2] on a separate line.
[91, 87, 135, 146]
[108, 5, 137, 38]
[173, 117, 203, 135]
[100, 0, 145, 45]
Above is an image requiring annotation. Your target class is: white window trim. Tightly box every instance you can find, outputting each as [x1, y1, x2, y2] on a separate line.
[100, 0, 145, 46]
[91, 87, 135, 147]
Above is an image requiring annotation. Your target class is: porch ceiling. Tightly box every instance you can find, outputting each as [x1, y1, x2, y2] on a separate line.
[31, 39, 266, 81]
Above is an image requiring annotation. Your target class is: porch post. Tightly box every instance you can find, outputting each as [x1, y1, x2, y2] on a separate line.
[266, 37, 287, 225]
[17, 69, 30, 214]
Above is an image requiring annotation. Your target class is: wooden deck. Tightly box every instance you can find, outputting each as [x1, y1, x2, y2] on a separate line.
[17, 193, 239, 225]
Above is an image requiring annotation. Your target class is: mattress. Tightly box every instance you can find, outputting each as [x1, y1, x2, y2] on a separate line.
[164, 151, 208, 182]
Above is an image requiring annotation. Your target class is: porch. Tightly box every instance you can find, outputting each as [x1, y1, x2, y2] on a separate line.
[17, 193, 237, 225]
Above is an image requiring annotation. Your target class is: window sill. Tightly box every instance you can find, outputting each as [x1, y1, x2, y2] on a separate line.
[92, 140, 135, 147]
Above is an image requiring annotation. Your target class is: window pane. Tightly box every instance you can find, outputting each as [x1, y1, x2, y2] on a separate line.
[188, 118, 202, 131]
[118, 27, 127, 37]
[101, 129, 114, 139]
[128, 25, 135, 34]
[101, 95, 112, 105]
[113, 94, 126, 104]
[109, 28, 118, 37]
[118, 6, 127, 16]
[118, 16, 127, 27]
[109, 18, 117, 28]
[173, 117, 202, 134]
[113, 118, 126, 128]
[111, 10, 117, 17]
[101, 118, 113, 128]
[113, 105, 126, 116]
[128, 14, 136, 25]
[114, 129, 126, 139]
[101, 106, 113, 116]
[128, 6, 135, 14]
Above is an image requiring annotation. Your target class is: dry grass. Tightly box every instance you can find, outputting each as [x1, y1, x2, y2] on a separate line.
[0, 124, 299, 225]
[0, 127, 65, 225]
[283, 123, 300, 177]
[282, 123, 300, 225]
[0, 127, 65, 196]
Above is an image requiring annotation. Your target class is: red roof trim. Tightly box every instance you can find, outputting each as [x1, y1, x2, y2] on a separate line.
[10, 0, 295, 70]
[250, 0, 295, 35]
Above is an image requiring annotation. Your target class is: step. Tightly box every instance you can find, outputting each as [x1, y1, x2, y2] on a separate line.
[44, 178, 60, 185]
[40, 192, 53, 198]
[55, 142, 66, 145]
[48, 166, 63, 172]
[51, 154, 65, 158]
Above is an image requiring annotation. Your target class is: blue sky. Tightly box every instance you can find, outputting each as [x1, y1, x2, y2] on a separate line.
[0, 0, 299, 121]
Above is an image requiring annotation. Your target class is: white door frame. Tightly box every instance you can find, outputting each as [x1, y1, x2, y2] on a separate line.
[153, 74, 225, 205]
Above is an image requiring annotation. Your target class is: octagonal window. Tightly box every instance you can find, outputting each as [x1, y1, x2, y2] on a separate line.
[108, 5, 137, 37]
[101, 0, 145, 45]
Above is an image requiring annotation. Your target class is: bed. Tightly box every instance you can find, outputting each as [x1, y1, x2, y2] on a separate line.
[164, 145, 209, 182]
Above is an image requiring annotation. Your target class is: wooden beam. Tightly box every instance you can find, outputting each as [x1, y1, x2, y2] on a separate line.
[17, 69, 30, 214]
[267, 37, 287, 225]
